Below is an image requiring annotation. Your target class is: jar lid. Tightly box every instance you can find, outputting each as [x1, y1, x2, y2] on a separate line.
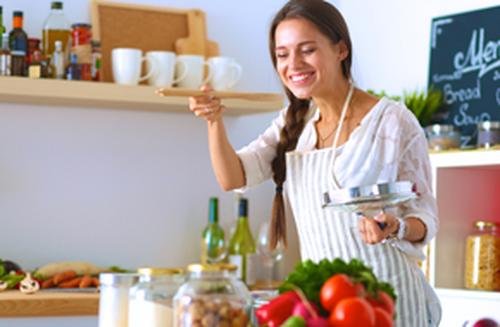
[426, 124, 456, 133]
[477, 121, 500, 130]
[187, 263, 237, 273]
[71, 23, 92, 29]
[137, 267, 184, 276]
[99, 273, 139, 286]
[474, 220, 498, 228]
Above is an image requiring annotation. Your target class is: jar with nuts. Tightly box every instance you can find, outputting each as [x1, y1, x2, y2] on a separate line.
[174, 264, 253, 327]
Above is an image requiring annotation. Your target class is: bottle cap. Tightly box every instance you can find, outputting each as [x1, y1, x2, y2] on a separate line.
[475, 221, 498, 229]
[187, 263, 237, 273]
[239, 198, 248, 217]
[51, 1, 63, 10]
[13, 11, 23, 18]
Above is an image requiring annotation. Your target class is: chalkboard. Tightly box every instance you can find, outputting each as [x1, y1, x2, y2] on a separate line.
[428, 5, 500, 147]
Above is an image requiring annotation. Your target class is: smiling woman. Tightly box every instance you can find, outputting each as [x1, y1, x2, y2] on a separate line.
[188, 1, 441, 326]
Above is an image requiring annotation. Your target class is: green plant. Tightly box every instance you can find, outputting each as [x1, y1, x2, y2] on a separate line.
[367, 87, 444, 127]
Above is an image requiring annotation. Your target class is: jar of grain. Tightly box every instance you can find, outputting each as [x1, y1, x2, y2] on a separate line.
[174, 263, 252, 327]
[464, 220, 500, 291]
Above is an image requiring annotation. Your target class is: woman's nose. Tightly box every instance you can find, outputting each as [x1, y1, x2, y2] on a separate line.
[289, 52, 303, 69]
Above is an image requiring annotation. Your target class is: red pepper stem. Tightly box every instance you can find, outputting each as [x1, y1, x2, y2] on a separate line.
[286, 284, 319, 319]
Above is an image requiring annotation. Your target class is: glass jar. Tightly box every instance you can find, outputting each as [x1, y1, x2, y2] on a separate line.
[464, 221, 500, 291]
[174, 264, 253, 327]
[98, 273, 139, 327]
[425, 124, 461, 151]
[129, 268, 186, 327]
[70, 23, 92, 80]
[477, 121, 500, 149]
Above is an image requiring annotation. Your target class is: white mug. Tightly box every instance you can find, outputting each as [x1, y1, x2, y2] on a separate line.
[207, 56, 243, 91]
[112, 48, 155, 85]
[175, 54, 212, 89]
[146, 51, 187, 87]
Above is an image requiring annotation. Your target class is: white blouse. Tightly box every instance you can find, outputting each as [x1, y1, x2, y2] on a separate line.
[236, 97, 438, 260]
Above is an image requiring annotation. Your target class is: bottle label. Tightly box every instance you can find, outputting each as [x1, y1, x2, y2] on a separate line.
[228, 255, 243, 280]
[11, 50, 26, 57]
[228, 254, 257, 286]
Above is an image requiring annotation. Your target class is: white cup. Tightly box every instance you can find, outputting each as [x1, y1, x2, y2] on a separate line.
[112, 48, 155, 85]
[207, 56, 243, 91]
[175, 54, 212, 89]
[146, 51, 187, 87]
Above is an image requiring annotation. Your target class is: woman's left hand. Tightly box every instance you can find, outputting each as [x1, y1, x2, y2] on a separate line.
[358, 213, 400, 244]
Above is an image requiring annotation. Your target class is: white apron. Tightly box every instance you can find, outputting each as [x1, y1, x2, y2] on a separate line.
[285, 147, 436, 327]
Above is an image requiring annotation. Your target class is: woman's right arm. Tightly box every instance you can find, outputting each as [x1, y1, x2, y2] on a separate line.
[189, 87, 245, 191]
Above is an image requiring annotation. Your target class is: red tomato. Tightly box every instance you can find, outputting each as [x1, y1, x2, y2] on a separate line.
[367, 291, 395, 316]
[320, 274, 362, 311]
[374, 307, 393, 327]
[329, 297, 375, 327]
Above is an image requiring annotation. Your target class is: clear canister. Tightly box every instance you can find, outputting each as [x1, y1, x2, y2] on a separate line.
[477, 121, 500, 149]
[98, 273, 139, 327]
[464, 220, 500, 291]
[174, 263, 252, 327]
[129, 268, 186, 327]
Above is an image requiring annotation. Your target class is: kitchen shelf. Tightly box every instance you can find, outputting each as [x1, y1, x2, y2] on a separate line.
[428, 149, 500, 325]
[0, 290, 98, 317]
[0, 76, 283, 115]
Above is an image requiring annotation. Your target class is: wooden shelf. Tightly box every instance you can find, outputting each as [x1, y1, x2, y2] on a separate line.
[0, 290, 98, 317]
[429, 148, 500, 168]
[0, 76, 283, 115]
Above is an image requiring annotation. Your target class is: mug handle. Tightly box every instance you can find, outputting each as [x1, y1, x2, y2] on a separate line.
[202, 61, 214, 86]
[226, 62, 243, 90]
[138, 56, 157, 82]
[172, 59, 188, 84]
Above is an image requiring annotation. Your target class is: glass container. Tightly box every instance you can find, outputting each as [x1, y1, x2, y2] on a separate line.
[129, 268, 186, 327]
[174, 263, 252, 327]
[425, 124, 461, 151]
[42, 1, 70, 57]
[477, 121, 500, 149]
[464, 221, 500, 291]
[98, 273, 139, 327]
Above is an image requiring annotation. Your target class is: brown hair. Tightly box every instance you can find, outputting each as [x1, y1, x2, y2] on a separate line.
[268, 0, 353, 249]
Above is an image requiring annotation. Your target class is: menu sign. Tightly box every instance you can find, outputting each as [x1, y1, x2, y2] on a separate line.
[428, 5, 500, 146]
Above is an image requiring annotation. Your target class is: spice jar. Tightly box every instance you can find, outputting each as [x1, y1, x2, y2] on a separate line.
[174, 264, 252, 327]
[71, 23, 92, 80]
[464, 221, 500, 291]
[129, 268, 186, 327]
[425, 124, 461, 151]
[98, 273, 139, 327]
[477, 121, 500, 149]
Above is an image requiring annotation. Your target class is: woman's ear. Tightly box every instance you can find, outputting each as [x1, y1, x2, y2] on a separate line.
[337, 40, 349, 61]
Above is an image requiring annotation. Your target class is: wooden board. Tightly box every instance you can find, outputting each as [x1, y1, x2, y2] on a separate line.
[0, 290, 98, 317]
[91, 0, 219, 82]
[156, 87, 283, 102]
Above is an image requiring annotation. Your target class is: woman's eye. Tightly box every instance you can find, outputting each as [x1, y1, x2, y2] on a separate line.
[302, 48, 315, 54]
[276, 52, 288, 59]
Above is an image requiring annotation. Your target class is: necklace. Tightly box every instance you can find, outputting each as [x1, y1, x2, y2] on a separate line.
[317, 122, 338, 148]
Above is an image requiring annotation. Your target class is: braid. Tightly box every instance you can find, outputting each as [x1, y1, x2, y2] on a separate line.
[270, 90, 310, 249]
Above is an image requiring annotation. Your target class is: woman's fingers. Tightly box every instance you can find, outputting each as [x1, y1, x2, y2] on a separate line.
[358, 215, 387, 244]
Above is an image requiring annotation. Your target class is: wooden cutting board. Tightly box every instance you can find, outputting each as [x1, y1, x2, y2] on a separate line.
[174, 9, 220, 57]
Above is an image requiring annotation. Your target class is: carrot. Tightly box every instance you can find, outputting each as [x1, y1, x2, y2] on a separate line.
[59, 277, 83, 288]
[91, 277, 100, 287]
[53, 270, 77, 285]
[41, 278, 55, 289]
[79, 275, 93, 288]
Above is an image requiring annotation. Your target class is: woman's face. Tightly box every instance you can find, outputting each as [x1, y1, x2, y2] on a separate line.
[274, 18, 347, 99]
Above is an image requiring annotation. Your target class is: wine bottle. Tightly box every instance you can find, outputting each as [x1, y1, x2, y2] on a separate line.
[228, 197, 256, 285]
[201, 197, 226, 264]
[0, 6, 6, 48]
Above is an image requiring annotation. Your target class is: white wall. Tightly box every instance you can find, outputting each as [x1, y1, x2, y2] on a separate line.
[0, 0, 498, 326]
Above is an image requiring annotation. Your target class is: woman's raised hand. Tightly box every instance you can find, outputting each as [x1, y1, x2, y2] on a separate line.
[358, 212, 400, 244]
[189, 84, 225, 123]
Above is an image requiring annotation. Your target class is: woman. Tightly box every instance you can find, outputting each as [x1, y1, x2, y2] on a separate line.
[189, 0, 441, 325]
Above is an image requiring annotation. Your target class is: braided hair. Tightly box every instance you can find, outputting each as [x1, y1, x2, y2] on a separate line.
[268, 0, 353, 249]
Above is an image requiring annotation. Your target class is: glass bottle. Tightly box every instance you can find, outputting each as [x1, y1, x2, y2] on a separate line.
[129, 268, 186, 327]
[0, 33, 10, 76]
[0, 6, 6, 48]
[9, 11, 28, 77]
[42, 1, 70, 57]
[173, 264, 252, 327]
[66, 53, 81, 80]
[91, 40, 102, 81]
[99, 273, 139, 327]
[201, 197, 227, 264]
[228, 197, 256, 285]
[464, 220, 500, 291]
[51, 40, 65, 79]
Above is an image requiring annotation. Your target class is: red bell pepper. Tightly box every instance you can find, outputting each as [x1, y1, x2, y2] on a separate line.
[255, 291, 301, 326]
